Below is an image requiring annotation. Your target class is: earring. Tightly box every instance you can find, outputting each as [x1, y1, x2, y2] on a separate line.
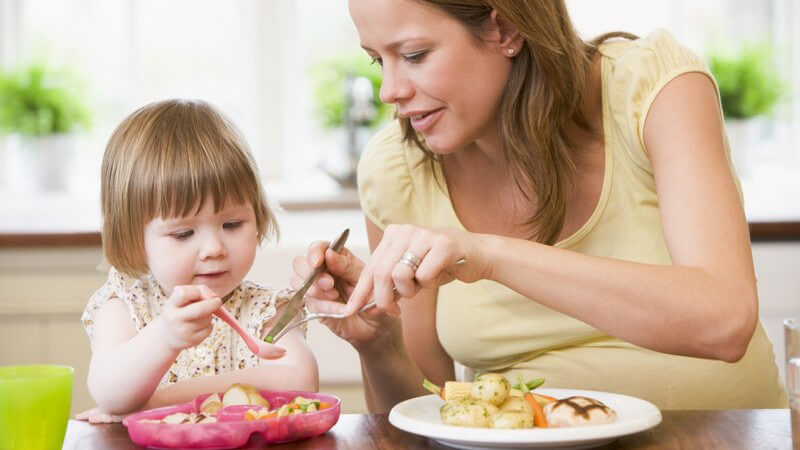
[507, 48, 515, 55]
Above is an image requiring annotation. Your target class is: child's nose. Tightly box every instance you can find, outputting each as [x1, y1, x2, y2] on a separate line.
[200, 235, 226, 259]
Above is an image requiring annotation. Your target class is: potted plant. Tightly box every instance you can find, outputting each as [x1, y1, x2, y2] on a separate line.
[0, 63, 91, 191]
[708, 43, 783, 177]
[309, 52, 390, 186]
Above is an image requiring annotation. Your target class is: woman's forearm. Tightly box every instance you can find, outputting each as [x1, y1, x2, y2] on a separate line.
[87, 317, 179, 414]
[357, 320, 436, 413]
[484, 234, 757, 362]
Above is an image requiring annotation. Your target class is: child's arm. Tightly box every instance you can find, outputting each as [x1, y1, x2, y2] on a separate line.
[86, 286, 222, 414]
[143, 327, 318, 409]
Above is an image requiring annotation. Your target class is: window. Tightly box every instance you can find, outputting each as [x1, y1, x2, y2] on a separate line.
[1, 0, 798, 216]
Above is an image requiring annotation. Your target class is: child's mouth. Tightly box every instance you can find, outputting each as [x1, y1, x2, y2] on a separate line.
[195, 271, 227, 280]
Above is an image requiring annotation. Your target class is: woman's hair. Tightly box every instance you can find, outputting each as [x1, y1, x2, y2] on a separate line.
[400, 0, 634, 244]
[101, 99, 278, 276]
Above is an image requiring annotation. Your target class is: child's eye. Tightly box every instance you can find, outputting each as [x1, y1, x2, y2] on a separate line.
[404, 51, 427, 63]
[172, 230, 194, 240]
[223, 221, 242, 230]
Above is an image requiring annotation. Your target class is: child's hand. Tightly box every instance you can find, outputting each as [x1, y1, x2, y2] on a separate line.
[159, 285, 222, 352]
[75, 406, 125, 423]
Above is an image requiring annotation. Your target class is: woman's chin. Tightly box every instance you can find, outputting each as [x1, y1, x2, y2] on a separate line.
[422, 135, 461, 155]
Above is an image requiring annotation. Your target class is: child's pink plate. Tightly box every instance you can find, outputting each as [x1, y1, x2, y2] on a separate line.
[123, 390, 340, 449]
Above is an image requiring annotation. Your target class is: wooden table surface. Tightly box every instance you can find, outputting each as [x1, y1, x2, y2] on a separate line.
[63, 409, 798, 449]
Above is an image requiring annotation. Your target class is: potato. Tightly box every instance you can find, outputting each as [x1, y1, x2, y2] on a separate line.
[222, 383, 270, 408]
[471, 373, 511, 406]
[492, 410, 534, 429]
[222, 384, 251, 406]
[440, 399, 497, 428]
[200, 393, 222, 415]
[498, 396, 534, 415]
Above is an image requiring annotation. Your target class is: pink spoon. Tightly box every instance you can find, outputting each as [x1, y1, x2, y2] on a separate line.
[213, 307, 285, 359]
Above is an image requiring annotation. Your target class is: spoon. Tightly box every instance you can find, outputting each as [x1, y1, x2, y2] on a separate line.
[213, 307, 285, 359]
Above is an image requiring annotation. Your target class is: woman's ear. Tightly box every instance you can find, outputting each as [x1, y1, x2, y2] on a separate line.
[490, 9, 524, 56]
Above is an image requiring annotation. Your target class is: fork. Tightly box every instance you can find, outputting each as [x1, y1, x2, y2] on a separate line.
[270, 257, 466, 343]
[270, 300, 379, 343]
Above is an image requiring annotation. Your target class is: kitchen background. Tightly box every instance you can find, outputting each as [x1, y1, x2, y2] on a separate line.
[0, 0, 798, 415]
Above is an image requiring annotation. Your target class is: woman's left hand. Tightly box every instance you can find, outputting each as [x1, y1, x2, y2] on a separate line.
[343, 224, 491, 316]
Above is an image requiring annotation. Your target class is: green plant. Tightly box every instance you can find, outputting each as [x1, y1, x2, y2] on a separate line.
[309, 52, 390, 129]
[708, 43, 783, 120]
[0, 63, 91, 137]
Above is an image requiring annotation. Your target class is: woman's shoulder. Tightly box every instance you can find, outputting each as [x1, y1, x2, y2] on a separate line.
[598, 29, 706, 71]
[598, 30, 712, 161]
[357, 120, 434, 229]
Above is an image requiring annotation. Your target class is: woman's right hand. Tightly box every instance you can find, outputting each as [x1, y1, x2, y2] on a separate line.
[159, 285, 222, 352]
[292, 241, 396, 350]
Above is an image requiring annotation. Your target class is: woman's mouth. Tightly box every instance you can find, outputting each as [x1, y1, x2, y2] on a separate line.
[409, 108, 444, 132]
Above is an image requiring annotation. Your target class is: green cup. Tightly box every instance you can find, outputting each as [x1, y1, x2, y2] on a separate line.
[0, 365, 74, 450]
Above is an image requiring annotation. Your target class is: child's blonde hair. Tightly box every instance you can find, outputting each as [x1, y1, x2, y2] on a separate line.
[101, 99, 278, 276]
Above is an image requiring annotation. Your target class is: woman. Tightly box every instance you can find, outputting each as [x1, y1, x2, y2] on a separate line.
[293, 0, 787, 412]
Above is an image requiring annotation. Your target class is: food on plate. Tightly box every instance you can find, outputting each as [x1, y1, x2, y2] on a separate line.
[424, 373, 616, 429]
[470, 373, 511, 406]
[142, 412, 217, 424]
[200, 393, 223, 415]
[141, 383, 276, 424]
[440, 399, 498, 428]
[543, 396, 617, 428]
[244, 396, 333, 421]
[222, 383, 270, 408]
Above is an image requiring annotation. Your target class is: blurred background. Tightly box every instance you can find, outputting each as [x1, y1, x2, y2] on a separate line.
[0, 0, 798, 415]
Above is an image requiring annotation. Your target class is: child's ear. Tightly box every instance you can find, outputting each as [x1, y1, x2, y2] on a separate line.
[489, 9, 524, 56]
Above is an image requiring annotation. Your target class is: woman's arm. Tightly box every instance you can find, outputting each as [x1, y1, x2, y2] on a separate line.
[345, 73, 755, 363]
[359, 219, 455, 413]
[484, 72, 755, 362]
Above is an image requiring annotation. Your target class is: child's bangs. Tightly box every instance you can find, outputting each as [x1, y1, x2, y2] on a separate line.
[149, 141, 259, 220]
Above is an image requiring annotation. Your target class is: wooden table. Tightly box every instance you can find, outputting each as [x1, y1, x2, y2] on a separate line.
[63, 410, 797, 449]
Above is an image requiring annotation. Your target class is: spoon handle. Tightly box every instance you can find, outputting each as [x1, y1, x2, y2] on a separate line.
[214, 307, 259, 354]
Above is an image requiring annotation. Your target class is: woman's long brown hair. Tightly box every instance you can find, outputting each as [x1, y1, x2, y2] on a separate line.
[399, 0, 634, 244]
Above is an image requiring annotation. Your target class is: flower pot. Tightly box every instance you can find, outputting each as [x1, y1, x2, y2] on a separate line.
[4, 134, 76, 192]
[725, 118, 763, 179]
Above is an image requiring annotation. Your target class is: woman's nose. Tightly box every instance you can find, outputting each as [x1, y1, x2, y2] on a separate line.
[379, 64, 412, 104]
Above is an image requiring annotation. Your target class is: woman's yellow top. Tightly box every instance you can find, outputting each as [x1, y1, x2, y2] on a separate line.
[357, 30, 787, 409]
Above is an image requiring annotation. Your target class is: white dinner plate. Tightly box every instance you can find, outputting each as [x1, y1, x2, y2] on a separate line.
[388, 388, 662, 449]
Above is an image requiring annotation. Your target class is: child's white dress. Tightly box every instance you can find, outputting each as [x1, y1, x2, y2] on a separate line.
[81, 267, 299, 386]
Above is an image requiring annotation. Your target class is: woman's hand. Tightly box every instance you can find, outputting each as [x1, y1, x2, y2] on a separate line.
[158, 285, 221, 352]
[344, 224, 491, 317]
[292, 241, 396, 350]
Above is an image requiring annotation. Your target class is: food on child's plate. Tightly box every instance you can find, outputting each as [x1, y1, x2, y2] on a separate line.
[141, 382, 274, 424]
[243, 396, 333, 421]
[424, 373, 616, 429]
[222, 383, 270, 408]
[142, 411, 217, 424]
[543, 396, 617, 428]
[199, 393, 223, 415]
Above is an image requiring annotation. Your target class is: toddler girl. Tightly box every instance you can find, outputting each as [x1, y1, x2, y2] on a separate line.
[77, 99, 318, 423]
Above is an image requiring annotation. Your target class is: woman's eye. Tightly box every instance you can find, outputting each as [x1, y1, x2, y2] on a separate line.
[172, 230, 194, 240]
[369, 56, 383, 67]
[223, 221, 242, 230]
[404, 51, 427, 63]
